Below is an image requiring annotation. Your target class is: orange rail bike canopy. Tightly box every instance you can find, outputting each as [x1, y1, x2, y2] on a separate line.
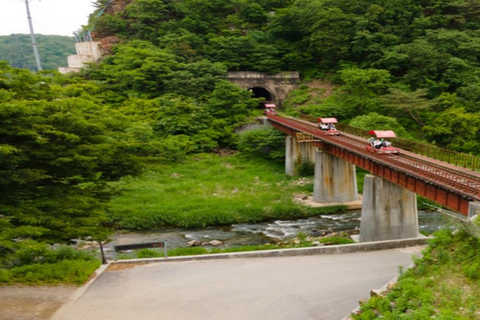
[318, 118, 338, 124]
[369, 130, 397, 138]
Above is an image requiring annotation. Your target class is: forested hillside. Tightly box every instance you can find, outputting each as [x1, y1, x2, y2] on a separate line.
[0, 34, 75, 70]
[83, 0, 480, 152]
[2, 0, 480, 299]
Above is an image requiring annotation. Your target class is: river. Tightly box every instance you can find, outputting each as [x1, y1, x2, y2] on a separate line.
[106, 210, 448, 252]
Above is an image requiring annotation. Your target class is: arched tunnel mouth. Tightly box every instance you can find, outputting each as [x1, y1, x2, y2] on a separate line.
[248, 87, 274, 108]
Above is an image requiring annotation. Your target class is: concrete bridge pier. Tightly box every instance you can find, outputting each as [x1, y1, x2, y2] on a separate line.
[285, 137, 315, 176]
[285, 136, 298, 176]
[298, 142, 315, 164]
[360, 174, 419, 242]
[313, 150, 358, 203]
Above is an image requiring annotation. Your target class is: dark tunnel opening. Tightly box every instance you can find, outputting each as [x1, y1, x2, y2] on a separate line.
[248, 87, 273, 108]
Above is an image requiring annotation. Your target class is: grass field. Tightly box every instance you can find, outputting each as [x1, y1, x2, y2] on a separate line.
[107, 153, 346, 229]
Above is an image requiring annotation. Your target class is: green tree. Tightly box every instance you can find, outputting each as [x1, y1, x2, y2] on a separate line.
[376, 39, 449, 88]
[93, 40, 179, 98]
[0, 98, 142, 248]
[377, 88, 432, 128]
[237, 128, 285, 160]
[165, 60, 227, 99]
[205, 32, 284, 72]
[349, 112, 410, 138]
[0, 64, 151, 263]
[205, 80, 258, 124]
[320, 68, 391, 119]
[0, 34, 75, 71]
[423, 107, 480, 152]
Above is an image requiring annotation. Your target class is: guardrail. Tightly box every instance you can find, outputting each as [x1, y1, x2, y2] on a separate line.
[113, 241, 167, 260]
[337, 123, 480, 171]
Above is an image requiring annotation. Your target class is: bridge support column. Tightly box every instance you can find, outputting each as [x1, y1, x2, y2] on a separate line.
[285, 136, 298, 176]
[313, 150, 358, 203]
[298, 142, 315, 164]
[360, 174, 419, 242]
[286, 137, 316, 176]
[468, 202, 480, 219]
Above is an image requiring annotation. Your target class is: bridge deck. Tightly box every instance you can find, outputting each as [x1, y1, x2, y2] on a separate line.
[267, 115, 480, 216]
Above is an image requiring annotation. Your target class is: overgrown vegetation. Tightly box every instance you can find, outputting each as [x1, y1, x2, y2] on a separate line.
[3, 0, 480, 295]
[353, 227, 480, 319]
[107, 154, 346, 229]
[0, 244, 100, 285]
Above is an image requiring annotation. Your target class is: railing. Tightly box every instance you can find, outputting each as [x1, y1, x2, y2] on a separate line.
[269, 116, 480, 199]
[337, 123, 480, 171]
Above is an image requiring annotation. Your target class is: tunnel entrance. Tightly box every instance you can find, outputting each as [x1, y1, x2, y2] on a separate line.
[248, 87, 273, 108]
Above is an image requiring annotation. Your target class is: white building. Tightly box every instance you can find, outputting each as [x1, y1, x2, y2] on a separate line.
[58, 41, 103, 74]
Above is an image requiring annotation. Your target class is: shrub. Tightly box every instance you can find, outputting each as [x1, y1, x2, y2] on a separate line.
[236, 128, 285, 161]
[0, 260, 101, 285]
[137, 249, 161, 258]
[295, 160, 314, 176]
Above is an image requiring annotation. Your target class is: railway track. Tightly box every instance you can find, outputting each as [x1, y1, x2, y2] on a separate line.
[268, 115, 480, 200]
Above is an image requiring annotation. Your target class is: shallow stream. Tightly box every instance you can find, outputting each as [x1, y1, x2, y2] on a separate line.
[106, 210, 448, 251]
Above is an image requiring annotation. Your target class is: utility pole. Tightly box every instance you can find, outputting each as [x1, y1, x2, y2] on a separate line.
[24, 0, 42, 71]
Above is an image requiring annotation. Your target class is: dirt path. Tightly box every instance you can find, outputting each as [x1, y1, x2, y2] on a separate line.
[0, 285, 77, 320]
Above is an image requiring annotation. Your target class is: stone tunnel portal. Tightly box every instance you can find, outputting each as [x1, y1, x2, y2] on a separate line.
[227, 71, 300, 108]
[248, 87, 273, 108]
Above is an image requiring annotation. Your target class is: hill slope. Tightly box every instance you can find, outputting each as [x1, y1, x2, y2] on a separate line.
[0, 34, 75, 71]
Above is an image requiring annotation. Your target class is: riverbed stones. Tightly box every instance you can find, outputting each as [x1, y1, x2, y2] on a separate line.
[209, 240, 223, 246]
[187, 240, 201, 247]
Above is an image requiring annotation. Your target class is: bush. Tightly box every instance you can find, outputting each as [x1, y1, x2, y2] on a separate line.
[0, 243, 100, 285]
[295, 160, 314, 176]
[2, 243, 97, 269]
[0, 260, 101, 285]
[237, 128, 285, 161]
[137, 249, 161, 258]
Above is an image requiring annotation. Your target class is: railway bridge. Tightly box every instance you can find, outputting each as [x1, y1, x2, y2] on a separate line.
[267, 115, 480, 241]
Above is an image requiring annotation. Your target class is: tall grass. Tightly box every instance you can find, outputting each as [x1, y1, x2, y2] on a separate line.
[353, 228, 480, 319]
[0, 244, 101, 285]
[107, 153, 346, 229]
[0, 260, 101, 285]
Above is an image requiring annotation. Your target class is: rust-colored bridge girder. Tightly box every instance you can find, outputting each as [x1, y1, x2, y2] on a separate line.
[320, 142, 471, 215]
[268, 117, 478, 216]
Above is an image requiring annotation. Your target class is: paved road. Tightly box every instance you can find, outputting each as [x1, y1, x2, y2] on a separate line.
[53, 247, 423, 320]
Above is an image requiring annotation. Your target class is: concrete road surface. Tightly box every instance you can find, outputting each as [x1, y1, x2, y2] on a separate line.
[54, 246, 423, 320]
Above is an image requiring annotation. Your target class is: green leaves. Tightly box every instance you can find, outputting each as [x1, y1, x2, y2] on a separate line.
[423, 107, 480, 152]
[237, 128, 285, 160]
[349, 112, 410, 138]
[0, 66, 150, 254]
[0, 35, 75, 71]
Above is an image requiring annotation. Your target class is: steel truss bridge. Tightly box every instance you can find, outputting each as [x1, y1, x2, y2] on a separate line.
[268, 115, 480, 216]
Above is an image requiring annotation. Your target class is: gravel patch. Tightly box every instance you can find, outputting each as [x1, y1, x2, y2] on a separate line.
[0, 285, 77, 320]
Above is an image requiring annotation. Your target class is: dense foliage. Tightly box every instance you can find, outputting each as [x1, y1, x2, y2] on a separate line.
[87, 0, 480, 152]
[3, 0, 480, 289]
[0, 62, 147, 266]
[0, 244, 100, 285]
[0, 34, 75, 71]
[353, 227, 480, 319]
